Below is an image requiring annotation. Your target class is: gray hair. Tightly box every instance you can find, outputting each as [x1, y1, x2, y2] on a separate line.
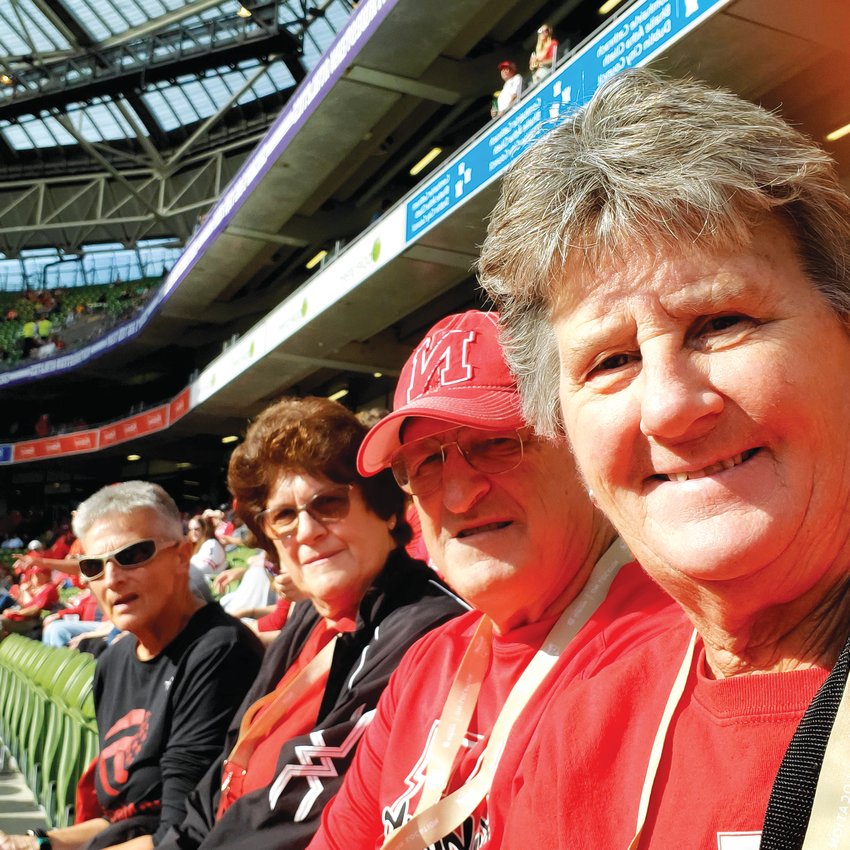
[73, 480, 184, 542]
[479, 67, 850, 435]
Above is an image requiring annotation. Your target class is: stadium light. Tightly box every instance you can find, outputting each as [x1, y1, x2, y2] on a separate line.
[221, 435, 239, 444]
[409, 147, 442, 176]
[127, 454, 141, 461]
[373, 371, 383, 378]
[826, 121, 850, 143]
[306, 249, 327, 269]
[237, 5, 252, 18]
[598, 0, 627, 13]
[0, 74, 13, 86]
[328, 388, 349, 401]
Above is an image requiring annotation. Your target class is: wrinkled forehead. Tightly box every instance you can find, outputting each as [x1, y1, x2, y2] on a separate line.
[82, 507, 172, 551]
[541, 212, 769, 312]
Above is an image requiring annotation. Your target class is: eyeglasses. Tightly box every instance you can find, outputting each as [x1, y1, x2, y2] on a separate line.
[78, 539, 179, 581]
[391, 429, 526, 496]
[258, 484, 353, 539]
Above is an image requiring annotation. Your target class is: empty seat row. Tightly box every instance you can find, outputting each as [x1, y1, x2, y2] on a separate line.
[0, 635, 98, 827]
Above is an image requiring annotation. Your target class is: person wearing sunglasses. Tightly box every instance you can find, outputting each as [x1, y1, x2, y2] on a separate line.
[307, 311, 680, 850]
[0, 481, 264, 850]
[153, 396, 465, 850]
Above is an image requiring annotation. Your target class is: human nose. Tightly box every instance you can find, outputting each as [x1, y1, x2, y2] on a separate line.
[440, 443, 491, 513]
[101, 557, 124, 588]
[293, 507, 327, 543]
[638, 344, 723, 441]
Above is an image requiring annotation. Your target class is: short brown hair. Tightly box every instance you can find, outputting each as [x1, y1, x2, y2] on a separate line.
[228, 396, 411, 561]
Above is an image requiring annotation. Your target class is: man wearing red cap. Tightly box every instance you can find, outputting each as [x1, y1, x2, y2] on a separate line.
[492, 60, 522, 118]
[308, 311, 682, 850]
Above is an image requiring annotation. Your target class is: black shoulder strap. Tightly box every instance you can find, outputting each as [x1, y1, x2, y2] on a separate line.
[760, 632, 850, 849]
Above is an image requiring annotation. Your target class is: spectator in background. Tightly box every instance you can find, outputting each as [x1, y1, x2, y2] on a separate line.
[0, 564, 59, 638]
[492, 60, 523, 118]
[37, 316, 53, 340]
[21, 319, 39, 357]
[529, 22, 558, 83]
[229, 563, 308, 645]
[0, 571, 22, 613]
[41, 586, 103, 647]
[217, 513, 249, 552]
[188, 515, 227, 575]
[45, 523, 75, 560]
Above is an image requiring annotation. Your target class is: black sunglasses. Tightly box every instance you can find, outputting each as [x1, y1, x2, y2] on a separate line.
[78, 539, 178, 581]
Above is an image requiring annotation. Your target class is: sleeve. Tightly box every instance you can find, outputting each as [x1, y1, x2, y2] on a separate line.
[153, 631, 263, 843]
[256, 598, 291, 632]
[308, 639, 430, 850]
[190, 540, 220, 574]
[155, 754, 225, 850]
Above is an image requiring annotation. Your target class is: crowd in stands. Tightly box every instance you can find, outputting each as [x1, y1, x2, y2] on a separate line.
[0, 278, 160, 368]
[3, 70, 850, 850]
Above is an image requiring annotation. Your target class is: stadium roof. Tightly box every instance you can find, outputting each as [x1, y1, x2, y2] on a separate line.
[0, 0, 355, 281]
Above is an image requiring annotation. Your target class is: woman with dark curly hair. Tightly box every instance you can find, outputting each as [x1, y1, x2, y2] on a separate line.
[156, 396, 465, 850]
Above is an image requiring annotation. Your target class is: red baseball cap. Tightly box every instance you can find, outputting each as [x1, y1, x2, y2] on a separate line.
[357, 311, 525, 475]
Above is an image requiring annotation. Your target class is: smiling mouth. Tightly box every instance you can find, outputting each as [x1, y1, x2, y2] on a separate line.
[456, 521, 511, 539]
[303, 551, 341, 565]
[657, 449, 760, 482]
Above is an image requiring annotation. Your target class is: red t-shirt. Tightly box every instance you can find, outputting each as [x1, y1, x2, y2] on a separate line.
[310, 562, 682, 850]
[46, 534, 73, 560]
[55, 590, 100, 621]
[4, 581, 58, 620]
[494, 626, 828, 849]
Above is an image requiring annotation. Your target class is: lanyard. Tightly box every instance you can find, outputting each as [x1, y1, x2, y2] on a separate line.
[626, 628, 698, 850]
[220, 631, 337, 791]
[381, 537, 634, 850]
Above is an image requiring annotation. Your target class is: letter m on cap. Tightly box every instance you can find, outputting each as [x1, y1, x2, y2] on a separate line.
[406, 330, 476, 403]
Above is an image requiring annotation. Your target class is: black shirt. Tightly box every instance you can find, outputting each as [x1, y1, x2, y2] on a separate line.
[90, 603, 263, 848]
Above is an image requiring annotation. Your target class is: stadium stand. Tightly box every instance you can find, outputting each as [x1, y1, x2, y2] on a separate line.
[1, 0, 844, 509]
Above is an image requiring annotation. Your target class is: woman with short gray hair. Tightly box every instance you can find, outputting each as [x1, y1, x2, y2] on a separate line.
[480, 68, 850, 848]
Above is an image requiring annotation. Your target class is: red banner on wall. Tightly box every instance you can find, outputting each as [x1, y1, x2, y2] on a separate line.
[13, 430, 100, 462]
[100, 404, 169, 447]
[169, 388, 190, 423]
[10, 386, 195, 464]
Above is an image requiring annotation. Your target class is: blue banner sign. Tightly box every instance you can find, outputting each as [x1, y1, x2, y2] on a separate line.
[0, 445, 12, 464]
[404, 0, 730, 242]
